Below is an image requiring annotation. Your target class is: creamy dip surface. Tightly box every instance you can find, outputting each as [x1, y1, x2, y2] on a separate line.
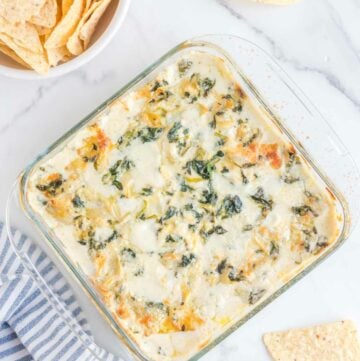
[26, 51, 340, 361]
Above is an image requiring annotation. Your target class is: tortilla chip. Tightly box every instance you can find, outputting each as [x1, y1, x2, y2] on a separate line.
[0, 16, 43, 54]
[0, 41, 30, 68]
[46, 45, 71, 66]
[79, 0, 111, 49]
[30, 0, 58, 28]
[85, 0, 94, 10]
[0, 0, 46, 22]
[45, 0, 84, 48]
[62, 0, 74, 16]
[35, 24, 53, 36]
[66, 0, 101, 55]
[0, 33, 49, 74]
[263, 320, 360, 361]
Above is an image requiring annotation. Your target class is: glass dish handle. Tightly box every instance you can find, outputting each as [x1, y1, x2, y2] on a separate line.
[5, 181, 115, 361]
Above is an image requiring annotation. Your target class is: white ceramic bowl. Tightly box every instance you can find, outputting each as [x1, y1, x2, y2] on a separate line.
[0, 0, 131, 80]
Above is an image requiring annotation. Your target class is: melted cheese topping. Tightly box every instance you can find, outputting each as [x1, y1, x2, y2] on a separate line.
[26, 51, 340, 361]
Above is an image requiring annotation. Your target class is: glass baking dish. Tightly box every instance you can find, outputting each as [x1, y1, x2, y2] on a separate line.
[6, 35, 360, 361]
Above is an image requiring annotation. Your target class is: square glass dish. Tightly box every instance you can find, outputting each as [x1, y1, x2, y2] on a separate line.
[6, 35, 359, 361]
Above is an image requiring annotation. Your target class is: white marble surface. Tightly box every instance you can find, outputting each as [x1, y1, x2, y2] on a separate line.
[1, 0, 360, 360]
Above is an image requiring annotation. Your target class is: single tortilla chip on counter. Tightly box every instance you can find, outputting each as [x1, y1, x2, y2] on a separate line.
[45, 0, 85, 49]
[263, 320, 360, 361]
[30, 0, 58, 29]
[0, 33, 49, 74]
[0, 0, 46, 22]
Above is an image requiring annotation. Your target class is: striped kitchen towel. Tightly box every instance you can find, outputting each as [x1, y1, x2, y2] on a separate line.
[0, 222, 119, 361]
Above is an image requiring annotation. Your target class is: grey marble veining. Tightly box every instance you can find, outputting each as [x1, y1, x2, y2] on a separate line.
[218, 0, 360, 111]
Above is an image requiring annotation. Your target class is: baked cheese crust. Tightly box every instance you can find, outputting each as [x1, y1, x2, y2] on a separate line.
[26, 51, 340, 361]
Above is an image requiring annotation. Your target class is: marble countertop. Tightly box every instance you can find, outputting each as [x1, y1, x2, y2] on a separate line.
[1, 0, 360, 360]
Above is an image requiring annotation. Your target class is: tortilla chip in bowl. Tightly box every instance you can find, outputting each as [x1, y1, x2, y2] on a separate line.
[0, 0, 131, 79]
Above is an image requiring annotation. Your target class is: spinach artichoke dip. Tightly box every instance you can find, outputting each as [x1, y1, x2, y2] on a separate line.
[26, 51, 339, 361]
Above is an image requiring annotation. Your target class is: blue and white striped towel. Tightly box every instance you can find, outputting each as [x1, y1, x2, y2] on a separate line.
[0, 222, 119, 361]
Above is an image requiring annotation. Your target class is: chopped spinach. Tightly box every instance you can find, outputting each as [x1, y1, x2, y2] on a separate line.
[36, 175, 64, 196]
[241, 163, 256, 168]
[292, 205, 315, 216]
[304, 190, 319, 200]
[188, 224, 196, 231]
[242, 224, 253, 232]
[186, 151, 224, 180]
[179, 253, 196, 267]
[146, 301, 168, 313]
[153, 90, 172, 102]
[109, 158, 134, 175]
[80, 229, 118, 251]
[250, 188, 273, 215]
[242, 129, 259, 147]
[302, 226, 318, 237]
[138, 127, 163, 143]
[217, 259, 244, 282]
[167, 122, 182, 142]
[178, 59, 192, 74]
[202, 225, 227, 238]
[121, 247, 136, 259]
[160, 206, 177, 223]
[104, 157, 134, 191]
[249, 289, 266, 305]
[165, 234, 183, 243]
[241, 170, 248, 184]
[228, 269, 244, 282]
[232, 103, 243, 113]
[286, 151, 300, 170]
[184, 203, 203, 223]
[117, 129, 136, 148]
[106, 230, 118, 243]
[112, 180, 123, 190]
[184, 203, 194, 211]
[167, 122, 189, 153]
[282, 175, 300, 184]
[199, 77, 216, 97]
[269, 241, 279, 257]
[151, 80, 161, 92]
[186, 159, 213, 180]
[141, 187, 153, 196]
[218, 195, 242, 219]
[134, 268, 144, 276]
[72, 195, 85, 208]
[217, 259, 227, 274]
[211, 225, 227, 235]
[209, 115, 217, 129]
[180, 180, 194, 192]
[121, 158, 135, 171]
[313, 238, 329, 254]
[199, 189, 218, 205]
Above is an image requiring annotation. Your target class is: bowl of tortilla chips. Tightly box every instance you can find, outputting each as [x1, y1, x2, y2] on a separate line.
[0, 0, 131, 79]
